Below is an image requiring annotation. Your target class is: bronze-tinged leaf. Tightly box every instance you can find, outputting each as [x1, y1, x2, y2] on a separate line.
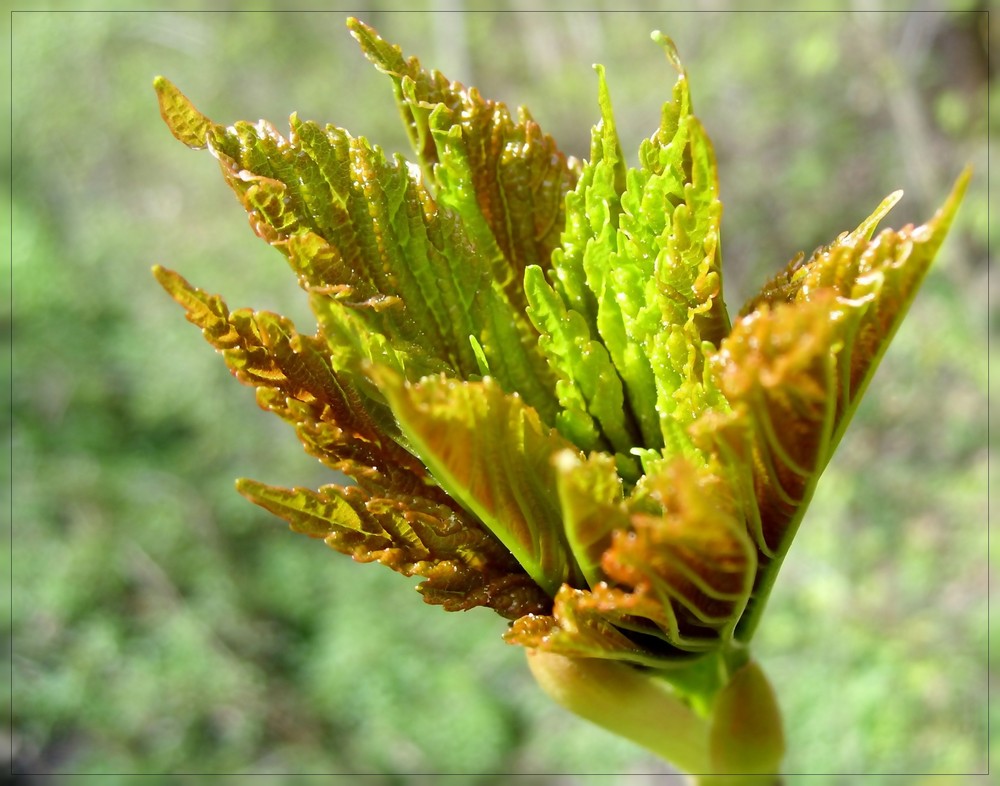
[504, 585, 682, 668]
[711, 172, 968, 644]
[740, 190, 905, 314]
[741, 170, 968, 414]
[506, 458, 756, 659]
[709, 294, 844, 558]
[157, 80, 561, 420]
[375, 371, 587, 597]
[718, 169, 968, 565]
[237, 479, 549, 620]
[159, 95, 483, 382]
[152, 265, 429, 493]
[594, 459, 757, 649]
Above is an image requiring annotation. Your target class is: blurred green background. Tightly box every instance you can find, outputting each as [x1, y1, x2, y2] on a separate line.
[9, 4, 994, 783]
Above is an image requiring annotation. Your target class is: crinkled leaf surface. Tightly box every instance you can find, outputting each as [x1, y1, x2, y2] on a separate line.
[154, 18, 967, 670]
[151, 266, 548, 620]
[713, 171, 969, 638]
[237, 479, 549, 620]
[507, 457, 756, 662]
[348, 17, 580, 306]
[375, 372, 588, 598]
[525, 38, 729, 464]
[154, 76, 561, 425]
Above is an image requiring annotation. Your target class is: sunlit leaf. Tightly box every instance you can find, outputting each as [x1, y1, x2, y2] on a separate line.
[716, 169, 970, 639]
[553, 450, 627, 589]
[154, 18, 968, 675]
[348, 16, 580, 304]
[375, 372, 587, 597]
[152, 265, 423, 488]
[153, 75, 220, 148]
[236, 479, 549, 620]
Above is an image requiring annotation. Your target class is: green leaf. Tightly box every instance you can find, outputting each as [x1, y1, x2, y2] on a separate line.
[374, 371, 587, 597]
[202, 115, 486, 380]
[524, 264, 639, 467]
[538, 36, 729, 460]
[157, 78, 564, 427]
[546, 65, 622, 333]
[553, 450, 627, 589]
[153, 76, 221, 148]
[153, 19, 969, 674]
[348, 16, 580, 302]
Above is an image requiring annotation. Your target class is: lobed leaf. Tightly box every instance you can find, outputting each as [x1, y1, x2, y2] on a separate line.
[529, 36, 729, 463]
[154, 20, 969, 661]
[709, 295, 844, 559]
[157, 76, 564, 427]
[504, 585, 684, 668]
[602, 459, 756, 648]
[524, 264, 640, 472]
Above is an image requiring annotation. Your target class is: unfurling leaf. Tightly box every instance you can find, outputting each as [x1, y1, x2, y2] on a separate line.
[710, 170, 969, 639]
[153, 76, 219, 148]
[237, 479, 549, 620]
[348, 17, 579, 301]
[507, 457, 756, 661]
[375, 372, 587, 598]
[154, 16, 966, 701]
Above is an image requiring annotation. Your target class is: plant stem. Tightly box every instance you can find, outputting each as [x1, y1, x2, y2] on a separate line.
[527, 650, 713, 774]
[527, 651, 785, 782]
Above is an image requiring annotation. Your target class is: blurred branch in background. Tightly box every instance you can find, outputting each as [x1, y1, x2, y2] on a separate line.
[10, 6, 990, 782]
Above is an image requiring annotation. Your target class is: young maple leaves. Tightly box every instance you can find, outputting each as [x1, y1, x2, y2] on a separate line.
[154, 18, 967, 666]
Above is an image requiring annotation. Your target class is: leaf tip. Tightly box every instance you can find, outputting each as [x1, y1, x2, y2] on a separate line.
[151, 264, 181, 294]
[851, 188, 904, 241]
[154, 75, 216, 149]
[236, 478, 279, 512]
[944, 165, 972, 217]
[345, 15, 367, 39]
[651, 30, 684, 74]
[347, 15, 398, 73]
[235, 477, 256, 497]
[914, 166, 970, 245]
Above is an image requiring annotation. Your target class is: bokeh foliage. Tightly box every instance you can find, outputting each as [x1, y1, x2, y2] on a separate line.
[11, 6, 992, 781]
